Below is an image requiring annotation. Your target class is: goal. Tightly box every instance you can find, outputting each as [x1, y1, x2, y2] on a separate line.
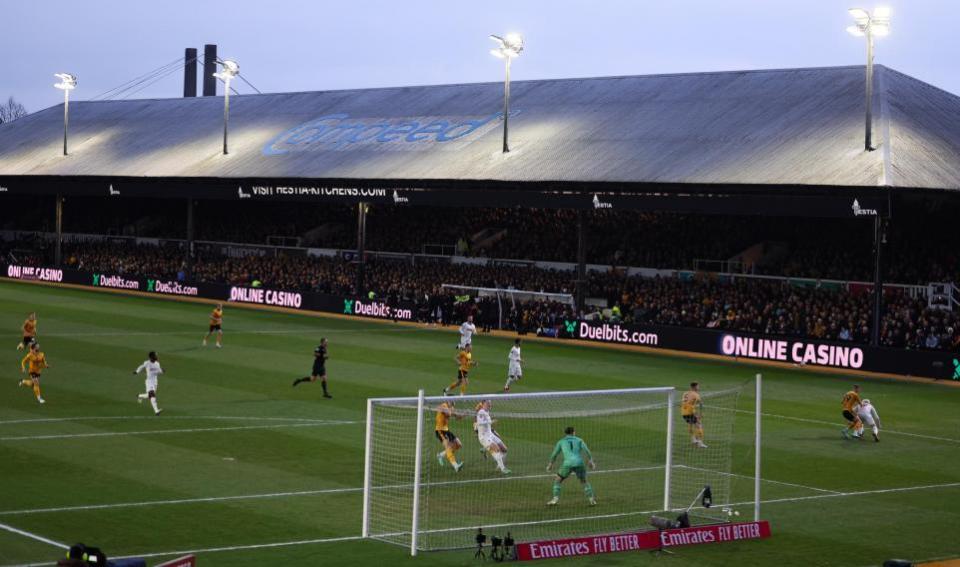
[362, 381, 760, 555]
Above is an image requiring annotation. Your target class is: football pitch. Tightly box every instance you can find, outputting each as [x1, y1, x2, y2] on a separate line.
[1, 281, 959, 567]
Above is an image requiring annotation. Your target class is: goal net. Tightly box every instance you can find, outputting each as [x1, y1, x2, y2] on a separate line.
[440, 284, 574, 330]
[363, 383, 757, 555]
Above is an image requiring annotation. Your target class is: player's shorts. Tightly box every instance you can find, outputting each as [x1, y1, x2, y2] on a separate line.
[459, 337, 472, 348]
[457, 370, 469, 381]
[682, 414, 699, 425]
[28, 372, 41, 380]
[842, 410, 858, 423]
[22, 336, 35, 347]
[557, 464, 587, 481]
[209, 324, 222, 332]
[145, 377, 158, 393]
[508, 362, 522, 378]
[312, 364, 326, 377]
[858, 413, 875, 427]
[479, 433, 504, 450]
[435, 430, 458, 444]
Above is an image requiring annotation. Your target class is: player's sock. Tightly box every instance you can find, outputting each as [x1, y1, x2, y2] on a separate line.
[445, 448, 458, 467]
[459, 382, 467, 395]
[583, 483, 595, 499]
[447, 381, 459, 393]
[19, 379, 32, 388]
[552, 482, 561, 498]
[32, 383, 41, 400]
[150, 397, 160, 413]
[493, 451, 506, 471]
[292, 377, 307, 387]
[321, 381, 330, 397]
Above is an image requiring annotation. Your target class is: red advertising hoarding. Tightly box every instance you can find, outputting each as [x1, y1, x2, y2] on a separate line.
[516, 521, 771, 561]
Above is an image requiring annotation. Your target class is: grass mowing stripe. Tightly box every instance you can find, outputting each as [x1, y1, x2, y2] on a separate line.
[0, 421, 359, 441]
[0, 521, 69, 550]
[98, 481, 960, 562]
[734, 408, 960, 444]
[0, 465, 833, 517]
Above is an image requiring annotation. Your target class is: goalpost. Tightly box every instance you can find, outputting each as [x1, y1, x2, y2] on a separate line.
[363, 380, 761, 556]
[440, 284, 575, 330]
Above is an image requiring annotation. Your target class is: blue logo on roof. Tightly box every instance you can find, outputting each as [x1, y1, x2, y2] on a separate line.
[261, 112, 511, 155]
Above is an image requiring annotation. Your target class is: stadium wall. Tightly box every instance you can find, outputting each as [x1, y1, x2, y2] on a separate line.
[4, 262, 956, 381]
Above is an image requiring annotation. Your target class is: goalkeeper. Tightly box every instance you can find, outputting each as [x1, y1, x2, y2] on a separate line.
[546, 426, 597, 507]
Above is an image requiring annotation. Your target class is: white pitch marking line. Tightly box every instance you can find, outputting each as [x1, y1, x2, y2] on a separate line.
[733, 408, 960, 444]
[0, 521, 69, 550]
[0, 421, 357, 441]
[95, 481, 960, 562]
[674, 464, 842, 495]
[0, 415, 337, 425]
[112, 535, 365, 560]
[0, 466, 662, 516]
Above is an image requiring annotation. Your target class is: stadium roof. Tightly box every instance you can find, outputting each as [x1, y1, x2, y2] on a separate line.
[0, 64, 957, 214]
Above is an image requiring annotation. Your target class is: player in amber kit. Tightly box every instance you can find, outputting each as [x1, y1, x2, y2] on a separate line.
[445, 344, 477, 396]
[16, 312, 37, 351]
[19, 342, 49, 404]
[435, 401, 464, 472]
[682, 382, 707, 448]
[202, 304, 223, 348]
[841, 384, 863, 440]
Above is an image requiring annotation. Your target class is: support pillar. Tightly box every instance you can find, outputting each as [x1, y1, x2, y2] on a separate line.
[871, 216, 884, 346]
[54, 195, 63, 265]
[356, 202, 368, 296]
[575, 210, 587, 314]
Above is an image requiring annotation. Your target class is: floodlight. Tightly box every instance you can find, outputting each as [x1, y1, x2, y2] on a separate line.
[53, 73, 77, 155]
[489, 33, 524, 152]
[847, 8, 890, 151]
[53, 73, 77, 90]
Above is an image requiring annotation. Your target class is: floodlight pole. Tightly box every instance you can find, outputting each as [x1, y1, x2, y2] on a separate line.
[502, 55, 512, 153]
[864, 26, 875, 151]
[222, 77, 232, 155]
[62, 88, 70, 156]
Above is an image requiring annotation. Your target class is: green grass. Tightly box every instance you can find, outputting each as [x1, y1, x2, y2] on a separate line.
[1, 281, 959, 567]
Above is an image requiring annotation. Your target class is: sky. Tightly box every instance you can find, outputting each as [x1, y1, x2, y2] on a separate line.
[3, 0, 959, 113]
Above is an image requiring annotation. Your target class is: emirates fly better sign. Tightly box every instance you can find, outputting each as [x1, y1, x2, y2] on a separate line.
[515, 521, 771, 561]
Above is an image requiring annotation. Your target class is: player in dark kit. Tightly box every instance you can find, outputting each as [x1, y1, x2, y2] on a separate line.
[292, 338, 332, 398]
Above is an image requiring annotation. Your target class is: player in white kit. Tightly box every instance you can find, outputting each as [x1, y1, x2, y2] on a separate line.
[856, 399, 881, 442]
[458, 315, 477, 350]
[504, 338, 523, 392]
[476, 399, 510, 474]
[133, 351, 164, 416]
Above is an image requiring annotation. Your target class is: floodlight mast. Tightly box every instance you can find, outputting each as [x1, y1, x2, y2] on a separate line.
[213, 59, 240, 155]
[490, 34, 523, 153]
[847, 7, 890, 151]
[54, 73, 77, 156]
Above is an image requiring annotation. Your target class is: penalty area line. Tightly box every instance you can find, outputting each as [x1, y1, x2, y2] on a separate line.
[0, 421, 358, 441]
[733, 408, 960, 445]
[0, 520, 69, 550]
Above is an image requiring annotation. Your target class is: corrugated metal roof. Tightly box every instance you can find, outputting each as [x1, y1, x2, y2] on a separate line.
[1, 65, 958, 189]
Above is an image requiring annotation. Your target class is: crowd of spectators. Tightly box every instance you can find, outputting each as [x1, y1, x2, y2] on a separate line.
[20, 239, 954, 352]
[5, 196, 960, 285]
